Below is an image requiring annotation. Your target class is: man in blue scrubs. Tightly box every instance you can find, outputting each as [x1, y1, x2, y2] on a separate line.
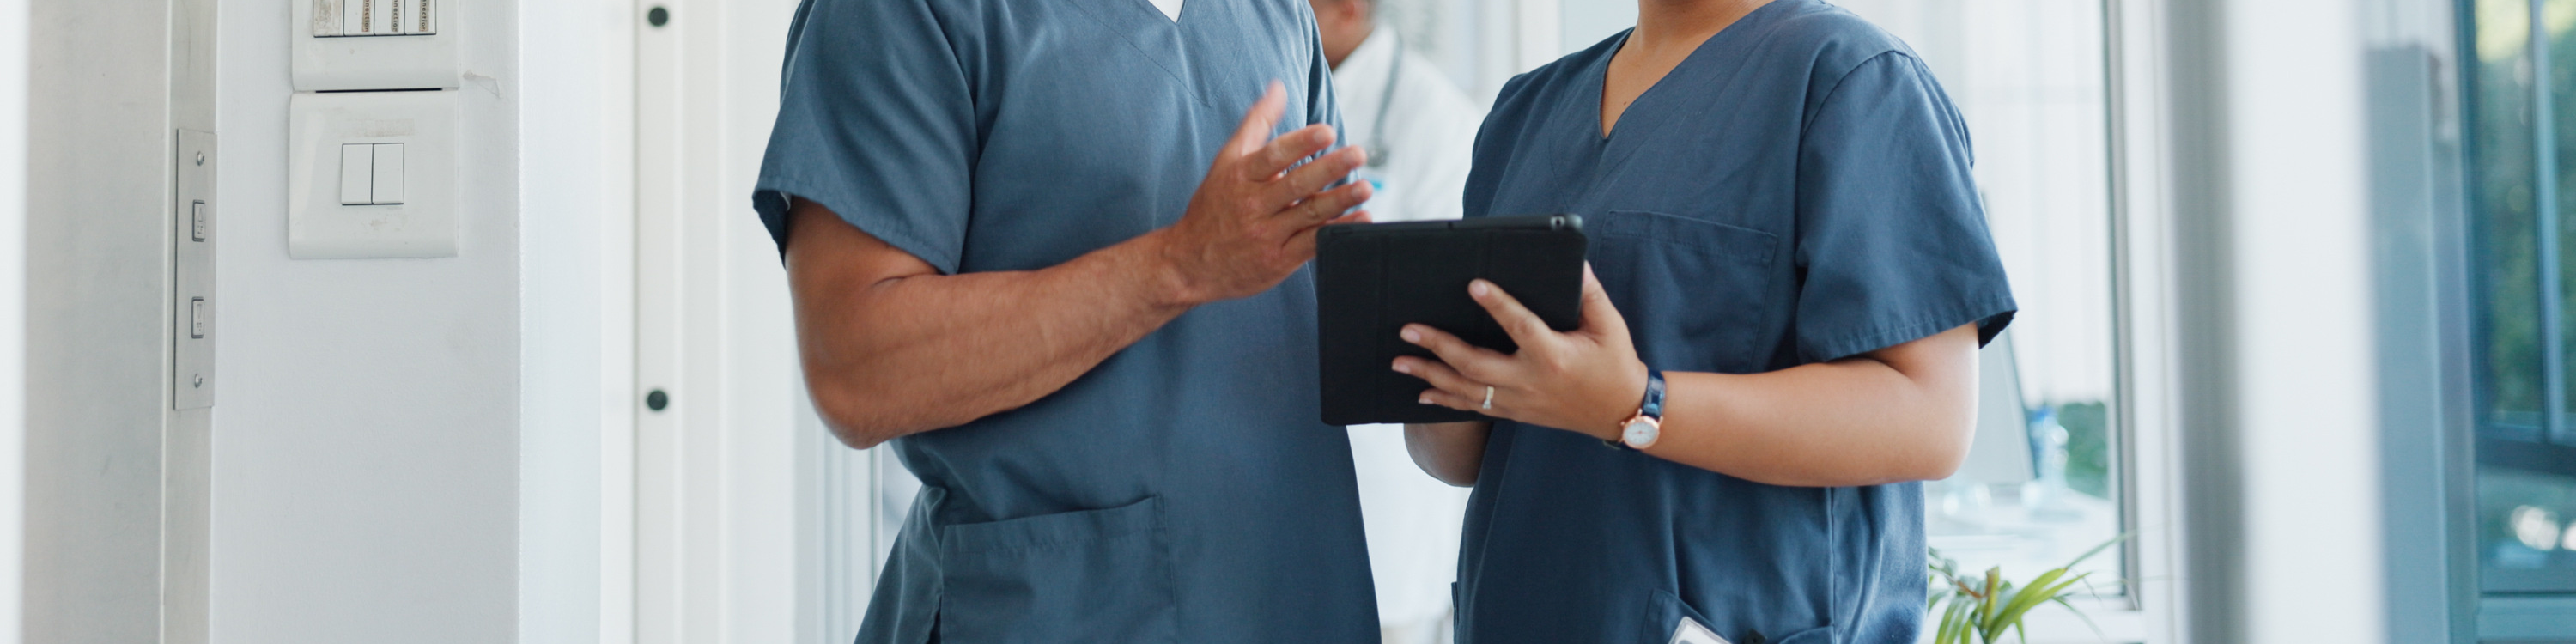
[751, 1, 1381, 642]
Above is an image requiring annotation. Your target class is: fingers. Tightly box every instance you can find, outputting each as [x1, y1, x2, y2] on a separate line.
[1401, 324, 1512, 382]
[1224, 82, 1289, 158]
[1279, 208, 1373, 260]
[1392, 355, 1486, 401]
[1264, 144, 1366, 206]
[1285, 180, 1373, 226]
[1246, 125, 1343, 181]
[1418, 387, 1484, 412]
[1576, 264, 1631, 340]
[1283, 222, 1321, 262]
[1467, 279, 1555, 349]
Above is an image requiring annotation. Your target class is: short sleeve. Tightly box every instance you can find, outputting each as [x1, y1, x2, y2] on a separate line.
[751, 0, 975, 272]
[1299, 14, 1356, 197]
[1304, 22, 1344, 140]
[1792, 52, 2016, 362]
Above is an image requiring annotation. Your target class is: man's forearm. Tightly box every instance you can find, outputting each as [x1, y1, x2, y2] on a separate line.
[787, 85, 1372, 448]
[794, 226, 1194, 448]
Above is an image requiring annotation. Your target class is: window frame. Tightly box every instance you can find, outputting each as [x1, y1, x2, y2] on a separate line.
[2097, 0, 2190, 641]
[1924, 0, 2184, 640]
[2453, 0, 2576, 639]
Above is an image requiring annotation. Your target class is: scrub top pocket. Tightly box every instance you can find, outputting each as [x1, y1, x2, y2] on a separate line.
[1585, 210, 1779, 374]
[1645, 588, 1838, 644]
[937, 496, 1176, 644]
[1643, 590, 1721, 644]
[1761, 626, 1837, 644]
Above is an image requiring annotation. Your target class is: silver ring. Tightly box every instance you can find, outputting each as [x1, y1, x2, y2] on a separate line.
[1481, 386, 1494, 410]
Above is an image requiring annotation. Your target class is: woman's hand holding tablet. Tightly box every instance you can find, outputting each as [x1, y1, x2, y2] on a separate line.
[1391, 264, 1649, 440]
[1313, 215, 1588, 425]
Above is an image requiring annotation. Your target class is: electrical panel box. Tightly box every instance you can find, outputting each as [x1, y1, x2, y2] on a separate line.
[291, 0, 457, 91]
[289, 91, 459, 258]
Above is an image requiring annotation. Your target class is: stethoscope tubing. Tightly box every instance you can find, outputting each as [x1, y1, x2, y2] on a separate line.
[1364, 32, 1400, 170]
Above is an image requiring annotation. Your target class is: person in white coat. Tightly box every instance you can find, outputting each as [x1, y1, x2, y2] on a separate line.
[1309, 1, 1485, 642]
[1315, 0, 1479, 225]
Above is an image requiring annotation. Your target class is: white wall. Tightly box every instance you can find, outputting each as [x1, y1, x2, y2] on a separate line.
[1558, 0, 1635, 54]
[24, 0, 195, 637]
[0, 0, 27, 639]
[713, 3, 805, 641]
[2220, 0, 2385, 640]
[519, 1, 635, 643]
[2159, 0, 2391, 640]
[210, 0, 521, 641]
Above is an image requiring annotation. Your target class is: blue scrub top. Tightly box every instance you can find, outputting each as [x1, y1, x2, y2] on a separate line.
[750, 1, 1378, 643]
[1454, 3, 2014, 643]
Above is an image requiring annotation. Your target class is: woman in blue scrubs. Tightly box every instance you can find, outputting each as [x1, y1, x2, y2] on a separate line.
[1398, 2, 2014, 643]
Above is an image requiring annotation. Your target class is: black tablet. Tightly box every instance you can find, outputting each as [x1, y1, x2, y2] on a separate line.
[1314, 215, 1588, 426]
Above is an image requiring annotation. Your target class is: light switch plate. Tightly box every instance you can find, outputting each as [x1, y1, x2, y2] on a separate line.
[175, 130, 217, 410]
[289, 91, 459, 259]
[291, 0, 457, 91]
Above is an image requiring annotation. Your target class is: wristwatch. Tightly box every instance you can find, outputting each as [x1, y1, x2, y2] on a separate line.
[1607, 368, 1665, 451]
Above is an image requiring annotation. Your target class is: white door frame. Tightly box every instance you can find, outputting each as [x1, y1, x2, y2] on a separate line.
[630, 1, 878, 642]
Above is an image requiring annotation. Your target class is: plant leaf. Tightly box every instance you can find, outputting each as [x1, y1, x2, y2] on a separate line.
[2064, 531, 2137, 569]
[1993, 569, 2089, 631]
[1921, 532, 2140, 642]
[1980, 568, 2002, 628]
[1935, 597, 1965, 644]
[2049, 595, 2108, 641]
[1951, 596, 1981, 644]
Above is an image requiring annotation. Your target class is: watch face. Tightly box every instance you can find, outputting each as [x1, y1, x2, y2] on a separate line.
[1623, 420, 1658, 447]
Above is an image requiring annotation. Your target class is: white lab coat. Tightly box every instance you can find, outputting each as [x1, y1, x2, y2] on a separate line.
[1333, 28, 1485, 641]
[1337, 31, 1479, 225]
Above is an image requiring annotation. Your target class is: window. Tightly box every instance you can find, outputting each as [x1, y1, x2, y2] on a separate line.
[2465, 0, 2576, 598]
[1833, 0, 2129, 601]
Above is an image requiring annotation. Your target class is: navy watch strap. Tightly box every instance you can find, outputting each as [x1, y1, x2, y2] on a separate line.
[1641, 368, 1666, 420]
[1606, 368, 1665, 450]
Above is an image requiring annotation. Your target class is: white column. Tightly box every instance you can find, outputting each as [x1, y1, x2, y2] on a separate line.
[0, 0, 27, 640]
[519, 0, 638, 642]
[2217, 0, 2387, 641]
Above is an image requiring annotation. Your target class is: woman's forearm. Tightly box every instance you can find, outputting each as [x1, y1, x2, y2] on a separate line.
[1404, 421, 1491, 486]
[1641, 325, 1980, 487]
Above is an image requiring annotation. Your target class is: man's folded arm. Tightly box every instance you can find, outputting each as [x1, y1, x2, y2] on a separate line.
[785, 198, 1200, 449]
[785, 84, 1371, 449]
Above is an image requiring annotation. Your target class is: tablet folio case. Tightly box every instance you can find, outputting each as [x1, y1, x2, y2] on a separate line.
[1315, 215, 1589, 425]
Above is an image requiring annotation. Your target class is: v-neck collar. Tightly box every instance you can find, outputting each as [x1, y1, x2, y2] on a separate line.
[1064, 0, 1208, 106]
[1561, 1, 1798, 204]
[1588, 0, 1795, 143]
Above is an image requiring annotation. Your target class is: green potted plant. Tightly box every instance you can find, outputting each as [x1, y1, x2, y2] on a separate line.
[1926, 533, 2132, 644]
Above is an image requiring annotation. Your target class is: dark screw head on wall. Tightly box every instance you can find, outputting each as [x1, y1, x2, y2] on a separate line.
[646, 389, 670, 412]
[647, 6, 670, 27]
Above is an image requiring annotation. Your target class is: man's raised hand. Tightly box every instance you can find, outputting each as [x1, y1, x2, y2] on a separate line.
[1151, 82, 1373, 305]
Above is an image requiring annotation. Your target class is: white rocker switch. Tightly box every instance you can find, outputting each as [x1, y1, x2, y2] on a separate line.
[339, 143, 372, 205]
[289, 90, 459, 258]
[371, 143, 404, 204]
